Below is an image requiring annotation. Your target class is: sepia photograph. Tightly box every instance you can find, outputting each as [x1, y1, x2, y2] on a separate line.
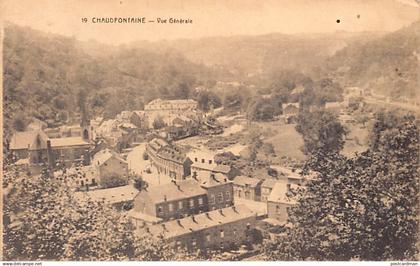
[1, 0, 419, 263]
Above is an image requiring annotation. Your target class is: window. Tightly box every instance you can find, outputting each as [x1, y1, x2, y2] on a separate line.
[210, 194, 216, 204]
[233, 229, 237, 236]
[225, 191, 231, 200]
[276, 205, 281, 214]
[195, 157, 198, 162]
[169, 203, 174, 212]
[217, 192, 224, 203]
[209, 160, 212, 164]
[220, 230, 224, 238]
[206, 234, 211, 242]
[192, 238, 197, 247]
[190, 199, 195, 209]
[178, 201, 183, 209]
[158, 206, 163, 213]
[201, 159, 205, 163]
[198, 197, 204, 205]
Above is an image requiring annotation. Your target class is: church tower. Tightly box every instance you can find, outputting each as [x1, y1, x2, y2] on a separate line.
[80, 100, 92, 142]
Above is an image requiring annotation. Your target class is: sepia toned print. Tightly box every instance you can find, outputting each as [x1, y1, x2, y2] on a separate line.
[2, 0, 419, 262]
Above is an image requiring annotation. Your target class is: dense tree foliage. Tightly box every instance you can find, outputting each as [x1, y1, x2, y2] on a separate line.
[2, 167, 208, 261]
[262, 112, 419, 260]
[3, 23, 216, 140]
[296, 110, 346, 155]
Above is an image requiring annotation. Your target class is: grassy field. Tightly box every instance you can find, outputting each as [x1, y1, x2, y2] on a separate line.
[252, 120, 307, 162]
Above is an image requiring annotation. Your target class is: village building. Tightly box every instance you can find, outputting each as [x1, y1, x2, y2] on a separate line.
[189, 150, 241, 180]
[95, 119, 137, 152]
[166, 115, 199, 140]
[270, 165, 315, 186]
[74, 184, 139, 210]
[233, 176, 263, 201]
[143, 99, 201, 130]
[196, 171, 234, 211]
[9, 129, 92, 170]
[136, 204, 256, 251]
[130, 174, 233, 224]
[27, 118, 48, 131]
[267, 181, 298, 224]
[116, 110, 148, 130]
[146, 138, 192, 181]
[91, 149, 129, 188]
[9, 108, 94, 171]
[145, 98, 198, 112]
[281, 103, 300, 123]
[260, 179, 278, 202]
[131, 179, 208, 223]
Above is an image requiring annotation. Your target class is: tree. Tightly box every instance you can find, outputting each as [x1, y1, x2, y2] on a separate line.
[247, 98, 278, 121]
[262, 112, 419, 260]
[99, 174, 128, 189]
[3, 166, 207, 261]
[153, 116, 166, 130]
[11, 113, 27, 131]
[197, 90, 222, 112]
[132, 175, 148, 191]
[295, 110, 346, 155]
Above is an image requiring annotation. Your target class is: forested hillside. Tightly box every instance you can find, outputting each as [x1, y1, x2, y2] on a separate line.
[154, 31, 385, 80]
[325, 20, 420, 100]
[4, 20, 418, 139]
[3, 23, 217, 138]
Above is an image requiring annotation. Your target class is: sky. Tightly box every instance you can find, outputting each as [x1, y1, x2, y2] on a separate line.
[2, 0, 419, 45]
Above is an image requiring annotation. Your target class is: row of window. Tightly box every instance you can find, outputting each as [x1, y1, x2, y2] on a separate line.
[159, 197, 205, 213]
[209, 191, 231, 204]
[176, 225, 251, 248]
[193, 158, 213, 164]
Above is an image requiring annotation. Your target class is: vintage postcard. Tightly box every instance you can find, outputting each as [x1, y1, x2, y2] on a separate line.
[1, 0, 419, 263]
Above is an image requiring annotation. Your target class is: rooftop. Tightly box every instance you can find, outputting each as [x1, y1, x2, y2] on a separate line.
[50, 137, 90, 148]
[10, 130, 49, 150]
[267, 181, 298, 204]
[157, 145, 188, 164]
[261, 178, 279, 189]
[92, 148, 127, 166]
[136, 179, 206, 204]
[233, 176, 263, 188]
[197, 171, 231, 188]
[75, 185, 139, 205]
[137, 204, 255, 239]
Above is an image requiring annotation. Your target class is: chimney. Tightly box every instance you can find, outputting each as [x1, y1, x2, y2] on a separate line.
[161, 224, 167, 231]
[205, 212, 211, 219]
[177, 184, 181, 190]
[176, 219, 183, 227]
[191, 215, 198, 223]
[218, 209, 223, 215]
[210, 173, 216, 180]
[46, 140, 54, 168]
[232, 206, 237, 212]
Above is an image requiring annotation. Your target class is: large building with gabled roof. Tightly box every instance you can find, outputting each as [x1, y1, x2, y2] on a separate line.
[136, 204, 256, 251]
[130, 173, 233, 224]
[146, 138, 192, 181]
